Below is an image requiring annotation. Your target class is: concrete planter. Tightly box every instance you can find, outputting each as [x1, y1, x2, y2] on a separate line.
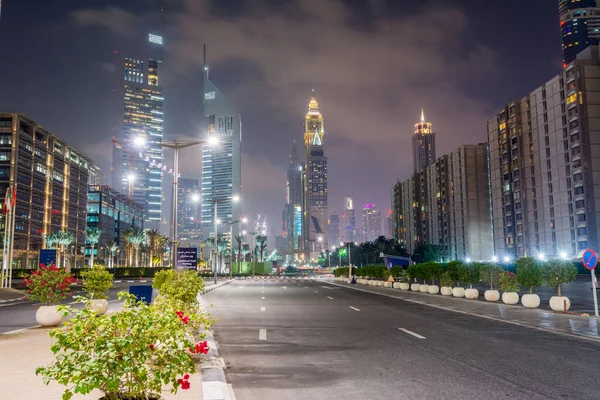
[441, 286, 453, 296]
[452, 287, 465, 298]
[368, 280, 375, 286]
[502, 292, 519, 305]
[377, 281, 385, 287]
[549, 296, 571, 312]
[484, 290, 500, 302]
[392, 282, 403, 289]
[465, 288, 479, 300]
[427, 285, 440, 294]
[399, 282, 410, 290]
[521, 293, 540, 308]
[411, 283, 420, 291]
[35, 305, 64, 327]
[419, 284, 430, 293]
[384, 282, 393, 288]
[90, 299, 109, 315]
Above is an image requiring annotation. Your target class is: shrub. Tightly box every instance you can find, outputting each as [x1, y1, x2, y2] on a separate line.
[446, 260, 466, 286]
[24, 264, 76, 306]
[463, 262, 482, 289]
[545, 260, 577, 297]
[334, 267, 349, 277]
[439, 272, 453, 287]
[407, 264, 422, 282]
[515, 257, 544, 294]
[430, 263, 444, 284]
[481, 263, 503, 290]
[420, 262, 433, 283]
[499, 271, 519, 292]
[81, 265, 113, 300]
[36, 293, 209, 400]
[390, 266, 404, 278]
[396, 270, 409, 283]
[153, 270, 207, 331]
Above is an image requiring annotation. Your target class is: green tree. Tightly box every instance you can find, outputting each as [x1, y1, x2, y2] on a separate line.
[256, 234, 268, 262]
[56, 231, 75, 270]
[446, 260, 466, 286]
[146, 229, 160, 267]
[85, 226, 101, 268]
[407, 264, 422, 282]
[412, 244, 444, 263]
[481, 263, 503, 290]
[516, 257, 544, 294]
[106, 241, 119, 269]
[545, 260, 577, 296]
[464, 262, 482, 289]
[81, 265, 113, 300]
[126, 227, 146, 268]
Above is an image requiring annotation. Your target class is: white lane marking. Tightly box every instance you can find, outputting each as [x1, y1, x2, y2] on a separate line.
[305, 286, 308, 289]
[114, 280, 122, 283]
[327, 296, 334, 300]
[314, 291, 319, 293]
[261, 306, 266, 312]
[0, 301, 26, 307]
[126, 280, 134, 283]
[349, 306, 361, 312]
[239, 286, 245, 289]
[1, 325, 41, 335]
[108, 299, 120, 303]
[140, 280, 147, 283]
[259, 328, 267, 340]
[283, 286, 287, 289]
[261, 296, 265, 300]
[399, 328, 426, 339]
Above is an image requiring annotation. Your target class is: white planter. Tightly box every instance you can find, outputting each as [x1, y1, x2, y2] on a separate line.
[419, 284, 429, 293]
[392, 282, 403, 289]
[521, 293, 540, 308]
[428, 285, 440, 294]
[411, 283, 420, 291]
[549, 296, 571, 312]
[441, 286, 453, 296]
[384, 282, 393, 288]
[400, 282, 410, 290]
[502, 292, 519, 305]
[368, 280, 374, 286]
[484, 290, 500, 302]
[35, 305, 64, 327]
[90, 299, 109, 315]
[465, 288, 479, 300]
[452, 287, 465, 298]
[377, 281, 385, 287]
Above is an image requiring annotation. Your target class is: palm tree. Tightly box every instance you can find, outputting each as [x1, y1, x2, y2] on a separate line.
[128, 227, 146, 268]
[123, 229, 134, 267]
[242, 244, 250, 262]
[146, 229, 160, 267]
[217, 237, 228, 273]
[255, 234, 268, 262]
[234, 235, 243, 264]
[106, 240, 119, 269]
[156, 234, 169, 267]
[85, 226, 101, 267]
[56, 231, 74, 270]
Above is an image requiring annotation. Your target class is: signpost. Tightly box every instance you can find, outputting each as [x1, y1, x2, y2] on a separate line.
[176, 247, 198, 270]
[582, 249, 599, 317]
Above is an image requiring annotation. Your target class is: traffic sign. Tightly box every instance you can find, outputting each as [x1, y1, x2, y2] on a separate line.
[582, 249, 598, 271]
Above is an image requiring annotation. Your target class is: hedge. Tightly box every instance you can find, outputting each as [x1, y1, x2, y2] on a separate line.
[8, 267, 172, 279]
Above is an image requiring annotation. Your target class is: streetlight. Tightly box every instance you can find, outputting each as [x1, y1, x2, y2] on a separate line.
[213, 195, 240, 284]
[537, 253, 545, 261]
[133, 135, 146, 148]
[465, 257, 471, 264]
[492, 255, 498, 263]
[503, 256, 511, 263]
[160, 137, 219, 268]
[560, 251, 568, 260]
[341, 241, 354, 280]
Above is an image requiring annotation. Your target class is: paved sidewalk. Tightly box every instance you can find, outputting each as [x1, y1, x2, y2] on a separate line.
[330, 280, 600, 342]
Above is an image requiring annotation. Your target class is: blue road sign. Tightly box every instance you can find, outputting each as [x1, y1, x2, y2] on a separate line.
[582, 249, 598, 271]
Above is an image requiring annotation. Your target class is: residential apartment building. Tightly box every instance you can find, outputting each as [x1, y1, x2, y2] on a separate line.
[488, 46, 600, 258]
[0, 113, 96, 269]
[361, 204, 382, 242]
[392, 144, 492, 261]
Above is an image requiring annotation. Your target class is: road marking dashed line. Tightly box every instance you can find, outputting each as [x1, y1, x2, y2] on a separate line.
[261, 306, 266, 312]
[261, 296, 265, 300]
[349, 306, 361, 312]
[399, 328, 426, 339]
[259, 328, 267, 340]
[327, 296, 334, 300]
[314, 291, 319, 293]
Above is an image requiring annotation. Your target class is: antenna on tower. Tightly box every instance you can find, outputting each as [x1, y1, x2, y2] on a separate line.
[203, 44, 209, 79]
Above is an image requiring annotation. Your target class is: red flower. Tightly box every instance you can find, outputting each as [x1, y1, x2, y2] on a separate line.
[194, 341, 209, 354]
[181, 316, 189, 325]
[71, 277, 77, 283]
[68, 292, 72, 296]
[180, 380, 190, 390]
[184, 374, 190, 380]
[40, 282, 46, 287]
[24, 297, 27, 300]
[149, 344, 155, 350]
[175, 311, 184, 318]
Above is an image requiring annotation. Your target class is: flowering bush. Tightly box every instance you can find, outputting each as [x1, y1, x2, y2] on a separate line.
[81, 265, 113, 300]
[24, 264, 76, 305]
[499, 271, 520, 292]
[36, 292, 210, 400]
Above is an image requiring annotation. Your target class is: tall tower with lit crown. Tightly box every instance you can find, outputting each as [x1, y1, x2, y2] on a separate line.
[302, 91, 328, 258]
[412, 109, 436, 173]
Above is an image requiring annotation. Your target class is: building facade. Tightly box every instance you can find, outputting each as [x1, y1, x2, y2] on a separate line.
[303, 93, 328, 254]
[284, 143, 302, 252]
[488, 46, 600, 258]
[342, 197, 357, 243]
[177, 178, 201, 244]
[112, 33, 165, 227]
[412, 109, 436, 173]
[392, 144, 492, 261]
[86, 185, 144, 262]
[329, 212, 340, 247]
[201, 57, 242, 239]
[0, 113, 96, 269]
[361, 204, 382, 242]
[559, 0, 600, 65]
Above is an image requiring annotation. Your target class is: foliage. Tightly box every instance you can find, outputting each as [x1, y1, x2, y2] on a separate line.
[407, 264, 422, 282]
[499, 271, 519, 292]
[412, 244, 444, 263]
[420, 262, 434, 282]
[152, 270, 207, 330]
[463, 262, 482, 288]
[255, 235, 268, 262]
[333, 267, 349, 277]
[481, 263, 503, 290]
[390, 266, 404, 277]
[544, 260, 577, 297]
[439, 271, 453, 287]
[428, 262, 444, 284]
[24, 264, 76, 306]
[395, 270, 409, 283]
[285, 266, 298, 274]
[85, 226, 101, 245]
[446, 260, 466, 286]
[355, 265, 387, 279]
[81, 265, 113, 300]
[36, 293, 209, 400]
[515, 257, 544, 294]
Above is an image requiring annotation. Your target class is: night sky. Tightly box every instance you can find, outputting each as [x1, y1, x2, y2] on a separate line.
[0, 0, 562, 233]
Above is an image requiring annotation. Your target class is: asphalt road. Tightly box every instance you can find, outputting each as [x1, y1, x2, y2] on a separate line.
[205, 279, 600, 400]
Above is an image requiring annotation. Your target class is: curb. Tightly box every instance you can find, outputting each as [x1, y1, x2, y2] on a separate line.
[202, 279, 233, 294]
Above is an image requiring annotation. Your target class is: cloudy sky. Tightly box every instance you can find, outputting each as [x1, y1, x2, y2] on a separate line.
[0, 0, 561, 232]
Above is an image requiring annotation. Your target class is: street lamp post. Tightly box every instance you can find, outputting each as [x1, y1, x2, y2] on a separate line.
[341, 242, 354, 280]
[160, 137, 218, 269]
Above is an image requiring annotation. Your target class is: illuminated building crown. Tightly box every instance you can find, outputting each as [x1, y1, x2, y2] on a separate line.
[414, 108, 432, 134]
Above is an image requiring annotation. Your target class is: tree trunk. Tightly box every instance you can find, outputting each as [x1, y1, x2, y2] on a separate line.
[558, 285, 562, 297]
[90, 245, 95, 268]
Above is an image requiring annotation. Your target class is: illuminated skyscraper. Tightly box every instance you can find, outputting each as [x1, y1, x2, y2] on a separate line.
[559, 0, 600, 65]
[112, 33, 164, 228]
[284, 143, 302, 251]
[303, 92, 328, 253]
[342, 197, 357, 242]
[177, 178, 201, 243]
[412, 109, 436, 173]
[201, 51, 242, 237]
[362, 204, 381, 243]
[329, 211, 340, 246]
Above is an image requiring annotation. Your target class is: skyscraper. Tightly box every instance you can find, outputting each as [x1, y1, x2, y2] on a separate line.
[285, 143, 302, 251]
[329, 212, 340, 247]
[342, 197, 357, 242]
[559, 0, 600, 65]
[362, 204, 381, 242]
[385, 210, 393, 238]
[412, 109, 436, 173]
[201, 51, 242, 238]
[177, 178, 201, 243]
[112, 33, 165, 228]
[303, 92, 328, 253]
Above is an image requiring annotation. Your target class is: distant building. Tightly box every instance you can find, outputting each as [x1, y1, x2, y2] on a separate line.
[329, 212, 340, 247]
[361, 204, 381, 243]
[385, 210, 393, 238]
[112, 32, 165, 227]
[284, 143, 302, 252]
[0, 113, 97, 269]
[559, 0, 600, 65]
[86, 185, 144, 263]
[412, 109, 436, 173]
[177, 178, 201, 244]
[342, 197, 357, 243]
[393, 144, 492, 261]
